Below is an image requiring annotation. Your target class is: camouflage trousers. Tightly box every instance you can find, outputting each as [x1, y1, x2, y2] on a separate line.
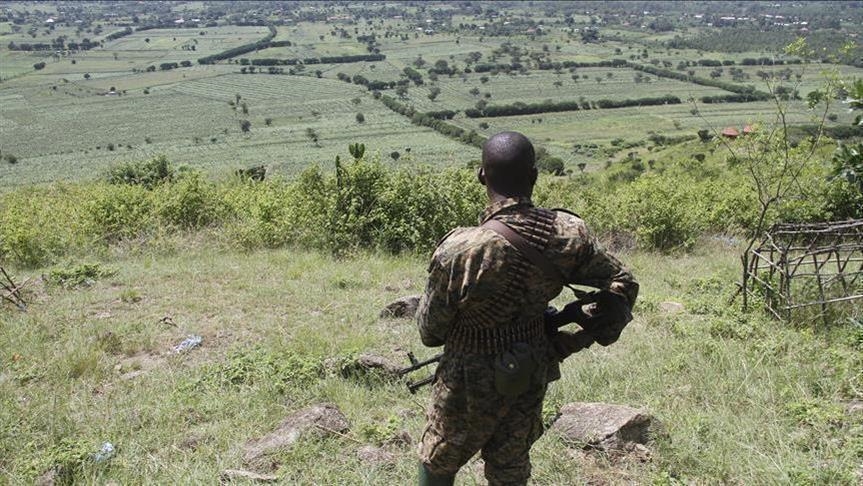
[418, 350, 548, 485]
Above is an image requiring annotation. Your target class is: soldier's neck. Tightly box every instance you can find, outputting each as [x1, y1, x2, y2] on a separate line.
[487, 189, 532, 205]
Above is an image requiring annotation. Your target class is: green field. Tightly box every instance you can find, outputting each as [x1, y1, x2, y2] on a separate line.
[455, 99, 850, 146]
[1, 2, 859, 189]
[0, 71, 477, 188]
[399, 67, 734, 112]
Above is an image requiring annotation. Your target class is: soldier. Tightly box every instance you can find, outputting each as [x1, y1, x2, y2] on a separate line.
[416, 131, 638, 486]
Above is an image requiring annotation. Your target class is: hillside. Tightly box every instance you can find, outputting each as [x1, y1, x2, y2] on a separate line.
[1, 242, 861, 483]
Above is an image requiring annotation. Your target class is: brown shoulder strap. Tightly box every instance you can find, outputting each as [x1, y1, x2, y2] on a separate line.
[482, 219, 565, 284]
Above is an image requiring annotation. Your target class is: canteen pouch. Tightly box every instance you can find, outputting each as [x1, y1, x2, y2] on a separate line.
[494, 342, 538, 397]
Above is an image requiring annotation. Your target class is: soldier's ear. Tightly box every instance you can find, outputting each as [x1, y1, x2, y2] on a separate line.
[477, 167, 487, 186]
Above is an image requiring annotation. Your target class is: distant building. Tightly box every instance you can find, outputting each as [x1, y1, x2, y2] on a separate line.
[721, 127, 740, 138]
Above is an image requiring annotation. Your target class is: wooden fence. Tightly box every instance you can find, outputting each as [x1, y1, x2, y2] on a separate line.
[742, 219, 863, 324]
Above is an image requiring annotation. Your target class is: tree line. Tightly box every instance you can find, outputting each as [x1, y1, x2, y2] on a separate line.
[379, 95, 485, 148]
[197, 25, 277, 64]
[243, 53, 385, 66]
[464, 95, 682, 118]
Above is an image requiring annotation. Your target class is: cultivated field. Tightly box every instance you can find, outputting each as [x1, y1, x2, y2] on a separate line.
[0, 69, 476, 188]
[1, 8, 856, 188]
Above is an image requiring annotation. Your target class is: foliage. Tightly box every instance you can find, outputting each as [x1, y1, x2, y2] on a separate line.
[831, 143, 863, 193]
[465, 94, 682, 118]
[154, 172, 223, 229]
[105, 155, 174, 189]
[192, 346, 323, 394]
[47, 262, 115, 288]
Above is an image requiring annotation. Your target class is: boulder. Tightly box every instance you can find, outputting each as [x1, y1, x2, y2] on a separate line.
[356, 445, 396, 468]
[220, 469, 278, 483]
[551, 402, 656, 452]
[341, 353, 402, 380]
[380, 295, 420, 318]
[242, 403, 349, 468]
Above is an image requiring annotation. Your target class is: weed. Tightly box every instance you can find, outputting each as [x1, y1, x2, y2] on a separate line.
[48, 263, 115, 289]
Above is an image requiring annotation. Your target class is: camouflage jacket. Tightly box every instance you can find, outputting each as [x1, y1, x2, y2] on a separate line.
[417, 197, 638, 352]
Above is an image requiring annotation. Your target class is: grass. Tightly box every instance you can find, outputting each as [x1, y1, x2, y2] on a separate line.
[0, 239, 860, 483]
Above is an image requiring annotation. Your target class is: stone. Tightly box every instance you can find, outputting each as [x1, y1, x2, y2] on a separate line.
[380, 295, 420, 318]
[242, 403, 349, 469]
[659, 301, 685, 314]
[353, 353, 401, 378]
[844, 399, 863, 416]
[551, 402, 656, 452]
[220, 469, 278, 483]
[356, 445, 396, 468]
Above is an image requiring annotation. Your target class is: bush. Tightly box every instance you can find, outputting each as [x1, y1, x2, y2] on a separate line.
[537, 156, 565, 176]
[155, 172, 223, 229]
[0, 185, 89, 267]
[106, 155, 174, 189]
[87, 183, 153, 240]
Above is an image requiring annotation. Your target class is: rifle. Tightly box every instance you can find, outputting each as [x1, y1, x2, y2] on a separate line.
[401, 291, 603, 393]
[398, 351, 443, 394]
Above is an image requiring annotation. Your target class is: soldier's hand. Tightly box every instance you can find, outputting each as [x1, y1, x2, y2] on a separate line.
[549, 330, 595, 362]
[580, 291, 633, 346]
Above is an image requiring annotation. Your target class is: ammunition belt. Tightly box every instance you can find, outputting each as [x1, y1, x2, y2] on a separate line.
[446, 315, 545, 355]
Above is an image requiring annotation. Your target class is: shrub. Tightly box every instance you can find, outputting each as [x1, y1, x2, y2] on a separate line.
[87, 183, 153, 240]
[537, 156, 565, 176]
[48, 262, 115, 288]
[617, 174, 710, 251]
[0, 185, 88, 267]
[155, 172, 223, 229]
[105, 155, 173, 189]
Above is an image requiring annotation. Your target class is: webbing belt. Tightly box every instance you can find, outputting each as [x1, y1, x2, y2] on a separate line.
[446, 316, 545, 355]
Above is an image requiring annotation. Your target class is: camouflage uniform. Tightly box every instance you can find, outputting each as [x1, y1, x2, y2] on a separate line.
[417, 197, 638, 485]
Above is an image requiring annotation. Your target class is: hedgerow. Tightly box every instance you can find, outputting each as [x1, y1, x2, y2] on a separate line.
[0, 146, 852, 267]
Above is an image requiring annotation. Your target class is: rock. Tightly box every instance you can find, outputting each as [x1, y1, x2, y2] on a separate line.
[220, 469, 278, 483]
[380, 295, 420, 318]
[242, 403, 349, 468]
[341, 353, 402, 380]
[659, 301, 685, 314]
[551, 402, 656, 452]
[356, 445, 396, 468]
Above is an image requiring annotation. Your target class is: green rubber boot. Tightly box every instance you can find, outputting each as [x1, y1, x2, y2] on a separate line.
[419, 463, 455, 486]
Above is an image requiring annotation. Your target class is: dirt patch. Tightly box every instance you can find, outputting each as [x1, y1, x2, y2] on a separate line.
[115, 352, 163, 380]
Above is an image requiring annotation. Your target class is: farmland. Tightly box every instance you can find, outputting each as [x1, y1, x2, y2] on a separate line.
[0, 72, 473, 187]
[2, 3, 860, 188]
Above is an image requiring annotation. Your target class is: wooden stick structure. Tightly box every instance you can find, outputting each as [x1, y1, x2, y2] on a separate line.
[0, 265, 28, 311]
[742, 219, 863, 325]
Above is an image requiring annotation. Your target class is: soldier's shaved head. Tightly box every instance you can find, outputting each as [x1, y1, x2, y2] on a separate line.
[480, 131, 537, 197]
